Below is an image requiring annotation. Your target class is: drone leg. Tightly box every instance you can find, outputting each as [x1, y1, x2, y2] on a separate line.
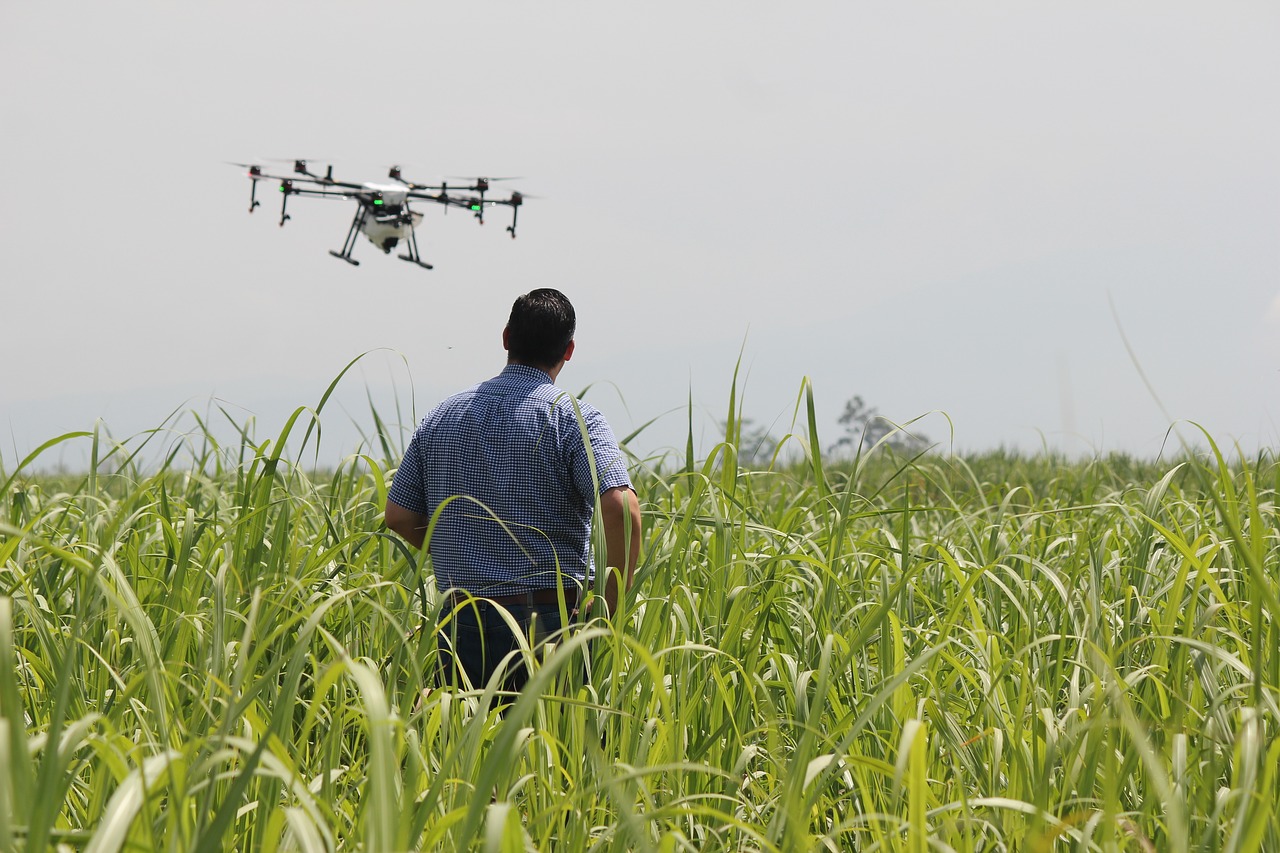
[506, 206, 519, 238]
[249, 179, 260, 213]
[398, 227, 433, 270]
[328, 207, 364, 265]
[327, 250, 359, 266]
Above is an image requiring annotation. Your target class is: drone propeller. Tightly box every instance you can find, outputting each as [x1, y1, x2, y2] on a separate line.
[228, 162, 267, 178]
[256, 157, 334, 180]
[447, 176, 523, 194]
[389, 165, 454, 192]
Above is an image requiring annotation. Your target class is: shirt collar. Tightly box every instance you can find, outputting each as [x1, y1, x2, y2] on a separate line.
[501, 363, 554, 384]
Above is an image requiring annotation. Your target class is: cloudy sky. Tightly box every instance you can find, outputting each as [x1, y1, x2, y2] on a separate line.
[3, 2, 1277, 469]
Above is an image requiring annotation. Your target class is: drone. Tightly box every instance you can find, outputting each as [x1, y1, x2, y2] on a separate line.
[233, 160, 524, 269]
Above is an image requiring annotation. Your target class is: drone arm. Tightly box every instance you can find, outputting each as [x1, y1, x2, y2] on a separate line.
[404, 190, 479, 211]
[289, 187, 361, 200]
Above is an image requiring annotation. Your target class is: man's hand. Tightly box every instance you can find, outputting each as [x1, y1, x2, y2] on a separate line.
[599, 486, 641, 615]
[385, 499, 430, 550]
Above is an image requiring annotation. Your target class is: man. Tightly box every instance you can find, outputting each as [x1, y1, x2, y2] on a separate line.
[384, 288, 641, 692]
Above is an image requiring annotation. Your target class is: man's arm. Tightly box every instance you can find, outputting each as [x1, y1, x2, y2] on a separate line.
[385, 499, 430, 550]
[599, 485, 641, 614]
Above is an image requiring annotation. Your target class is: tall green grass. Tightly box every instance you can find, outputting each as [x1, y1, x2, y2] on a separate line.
[1, 379, 1277, 850]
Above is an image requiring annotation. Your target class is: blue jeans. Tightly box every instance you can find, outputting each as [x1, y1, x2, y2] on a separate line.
[437, 599, 576, 693]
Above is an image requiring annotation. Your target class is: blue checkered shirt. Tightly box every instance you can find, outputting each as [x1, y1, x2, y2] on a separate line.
[387, 364, 633, 597]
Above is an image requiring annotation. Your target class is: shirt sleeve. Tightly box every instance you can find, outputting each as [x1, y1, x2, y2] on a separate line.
[387, 427, 430, 515]
[568, 403, 632, 499]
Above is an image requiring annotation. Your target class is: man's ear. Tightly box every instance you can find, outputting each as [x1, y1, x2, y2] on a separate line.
[502, 326, 511, 351]
[563, 339, 576, 362]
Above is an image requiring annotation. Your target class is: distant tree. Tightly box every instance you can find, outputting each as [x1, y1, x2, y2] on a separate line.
[830, 395, 929, 456]
[722, 418, 779, 468]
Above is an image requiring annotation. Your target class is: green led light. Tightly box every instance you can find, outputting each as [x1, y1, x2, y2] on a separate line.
[374, 199, 383, 205]
[470, 204, 481, 211]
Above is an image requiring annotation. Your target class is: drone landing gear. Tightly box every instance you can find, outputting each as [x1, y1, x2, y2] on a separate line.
[398, 226, 433, 270]
[329, 206, 367, 266]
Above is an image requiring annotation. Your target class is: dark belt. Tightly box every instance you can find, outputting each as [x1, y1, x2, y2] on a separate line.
[448, 588, 579, 607]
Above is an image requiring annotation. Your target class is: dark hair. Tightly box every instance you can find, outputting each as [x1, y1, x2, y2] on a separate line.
[506, 289, 576, 368]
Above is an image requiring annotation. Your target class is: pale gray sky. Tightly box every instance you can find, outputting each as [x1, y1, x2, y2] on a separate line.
[3, 2, 1278, 468]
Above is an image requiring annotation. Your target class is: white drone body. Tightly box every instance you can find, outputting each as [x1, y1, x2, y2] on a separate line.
[355, 185, 422, 253]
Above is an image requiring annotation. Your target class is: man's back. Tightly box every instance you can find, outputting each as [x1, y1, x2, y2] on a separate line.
[390, 363, 629, 597]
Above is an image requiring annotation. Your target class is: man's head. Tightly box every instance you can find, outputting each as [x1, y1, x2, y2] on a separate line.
[504, 288, 576, 370]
